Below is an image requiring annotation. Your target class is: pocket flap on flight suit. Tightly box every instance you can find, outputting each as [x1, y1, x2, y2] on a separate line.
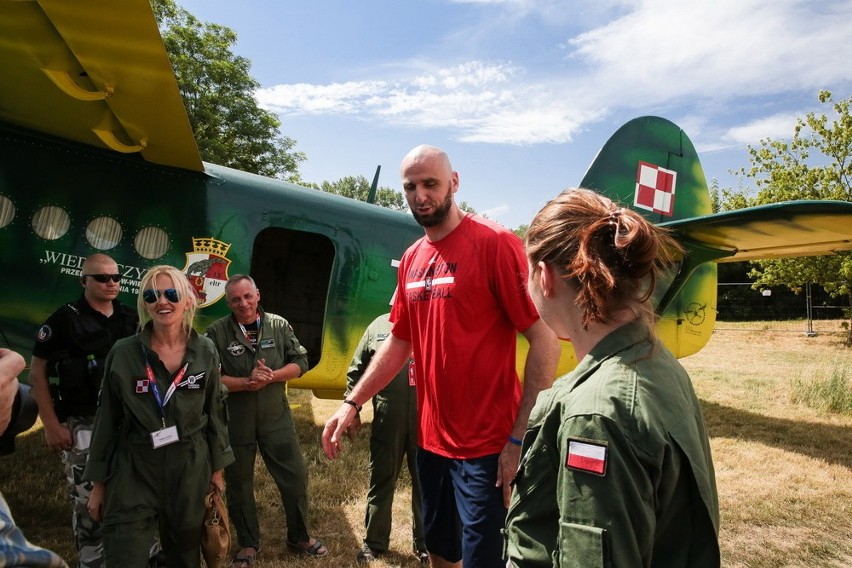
[557, 521, 605, 568]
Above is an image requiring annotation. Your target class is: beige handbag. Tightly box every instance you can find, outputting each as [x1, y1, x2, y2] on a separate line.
[201, 488, 231, 568]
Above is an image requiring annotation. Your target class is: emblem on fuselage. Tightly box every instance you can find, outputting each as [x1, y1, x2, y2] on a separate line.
[685, 302, 707, 326]
[634, 161, 677, 217]
[182, 237, 232, 308]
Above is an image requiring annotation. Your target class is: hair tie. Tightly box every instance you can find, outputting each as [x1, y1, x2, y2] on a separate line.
[608, 208, 624, 225]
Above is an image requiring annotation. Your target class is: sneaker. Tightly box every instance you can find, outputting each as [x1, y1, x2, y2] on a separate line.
[416, 549, 430, 565]
[356, 544, 379, 563]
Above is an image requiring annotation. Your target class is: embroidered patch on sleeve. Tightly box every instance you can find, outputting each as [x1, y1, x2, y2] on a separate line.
[565, 437, 608, 476]
[36, 324, 52, 342]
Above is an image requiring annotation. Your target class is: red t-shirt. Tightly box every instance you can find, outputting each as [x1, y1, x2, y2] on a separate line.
[391, 214, 539, 459]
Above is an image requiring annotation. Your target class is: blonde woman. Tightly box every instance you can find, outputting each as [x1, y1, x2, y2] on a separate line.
[84, 266, 233, 568]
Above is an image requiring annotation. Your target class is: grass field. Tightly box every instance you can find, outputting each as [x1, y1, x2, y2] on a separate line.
[1, 321, 850, 567]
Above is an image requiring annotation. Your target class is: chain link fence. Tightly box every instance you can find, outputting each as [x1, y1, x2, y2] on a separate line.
[716, 282, 850, 335]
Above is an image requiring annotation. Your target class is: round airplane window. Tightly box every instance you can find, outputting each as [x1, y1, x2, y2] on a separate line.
[0, 195, 15, 228]
[134, 226, 170, 259]
[86, 216, 123, 250]
[32, 206, 71, 240]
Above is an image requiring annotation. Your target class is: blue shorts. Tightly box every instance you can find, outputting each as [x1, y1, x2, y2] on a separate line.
[416, 448, 507, 566]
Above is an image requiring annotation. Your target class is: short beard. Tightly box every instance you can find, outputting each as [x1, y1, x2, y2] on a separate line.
[412, 190, 453, 228]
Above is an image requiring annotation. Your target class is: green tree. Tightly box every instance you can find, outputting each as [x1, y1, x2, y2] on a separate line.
[513, 224, 528, 240]
[312, 176, 407, 211]
[726, 91, 852, 344]
[458, 201, 479, 215]
[708, 179, 722, 213]
[151, 0, 304, 180]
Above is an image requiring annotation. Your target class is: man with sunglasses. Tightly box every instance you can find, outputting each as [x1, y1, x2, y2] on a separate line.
[28, 253, 139, 568]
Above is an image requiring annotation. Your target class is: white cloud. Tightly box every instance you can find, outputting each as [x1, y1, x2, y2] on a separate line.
[256, 0, 852, 147]
[455, 104, 604, 144]
[258, 61, 597, 143]
[480, 203, 510, 220]
[724, 113, 802, 145]
[257, 81, 389, 114]
[568, 0, 852, 104]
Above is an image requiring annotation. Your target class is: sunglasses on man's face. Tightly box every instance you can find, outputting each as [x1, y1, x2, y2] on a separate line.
[85, 273, 121, 283]
[143, 288, 181, 304]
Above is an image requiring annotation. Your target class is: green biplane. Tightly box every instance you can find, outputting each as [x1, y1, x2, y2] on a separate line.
[1, 0, 850, 398]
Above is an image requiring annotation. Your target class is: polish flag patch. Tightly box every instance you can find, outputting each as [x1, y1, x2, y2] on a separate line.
[565, 438, 608, 476]
[135, 379, 149, 394]
[634, 161, 677, 216]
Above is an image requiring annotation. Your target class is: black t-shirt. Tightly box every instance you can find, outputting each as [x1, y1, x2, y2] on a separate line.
[32, 296, 138, 362]
[240, 320, 260, 348]
[31, 296, 138, 417]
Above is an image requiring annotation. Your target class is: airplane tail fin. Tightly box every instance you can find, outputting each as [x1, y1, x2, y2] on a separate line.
[577, 116, 852, 359]
[580, 116, 713, 222]
[580, 116, 716, 358]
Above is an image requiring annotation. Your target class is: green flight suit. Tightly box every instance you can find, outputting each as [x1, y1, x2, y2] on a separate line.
[204, 310, 310, 550]
[346, 314, 425, 555]
[84, 326, 234, 568]
[504, 322, 720, 567]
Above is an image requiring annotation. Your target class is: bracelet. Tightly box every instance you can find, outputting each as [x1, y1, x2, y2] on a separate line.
[508, 435, 523, 446]
[343, 399, 362, 413]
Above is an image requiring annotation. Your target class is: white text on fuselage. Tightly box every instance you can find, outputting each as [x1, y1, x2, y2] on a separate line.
[40, 250, 145, 293]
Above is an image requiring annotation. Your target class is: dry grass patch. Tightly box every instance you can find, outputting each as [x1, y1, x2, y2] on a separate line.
[2, 321, 850, 567]
[244, 394, 427, 567]
[682, 321, 852, 567]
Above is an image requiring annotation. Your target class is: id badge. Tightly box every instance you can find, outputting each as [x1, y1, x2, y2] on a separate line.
[151, 425, 179, 448]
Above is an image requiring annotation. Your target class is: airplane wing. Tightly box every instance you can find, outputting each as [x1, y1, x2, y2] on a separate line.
[662, 200, 852, 262]
[0, 0, 202, 171]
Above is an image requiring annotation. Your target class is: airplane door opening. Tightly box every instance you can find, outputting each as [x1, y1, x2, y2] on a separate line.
[250, 227, 334, 369]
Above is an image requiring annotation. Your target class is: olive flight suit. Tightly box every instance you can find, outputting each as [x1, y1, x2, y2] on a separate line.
[83, 326, 234, 568]
[346, 314, 425, 556]
[205, 309, 310, 550]
[504, 322, 720, 567]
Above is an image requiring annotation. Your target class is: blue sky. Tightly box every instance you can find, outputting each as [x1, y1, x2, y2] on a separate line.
[179, 0, 852, 229]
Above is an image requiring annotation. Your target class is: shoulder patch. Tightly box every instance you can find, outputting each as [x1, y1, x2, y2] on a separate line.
[565, 437, 608, 476]
[36, 324, 52, 342]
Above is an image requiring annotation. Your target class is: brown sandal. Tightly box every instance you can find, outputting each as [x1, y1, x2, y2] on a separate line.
[287, 538, 328, 558]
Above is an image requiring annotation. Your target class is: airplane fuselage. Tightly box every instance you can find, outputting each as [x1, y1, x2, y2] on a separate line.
[0, 122, 425, 398]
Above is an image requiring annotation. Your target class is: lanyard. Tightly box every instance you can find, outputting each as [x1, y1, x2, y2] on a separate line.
[237, 315, 262, 351]
[142, 345, 189, 427]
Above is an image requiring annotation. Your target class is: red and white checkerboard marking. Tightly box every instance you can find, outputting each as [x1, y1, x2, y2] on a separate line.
[634, 161, 677, 216]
